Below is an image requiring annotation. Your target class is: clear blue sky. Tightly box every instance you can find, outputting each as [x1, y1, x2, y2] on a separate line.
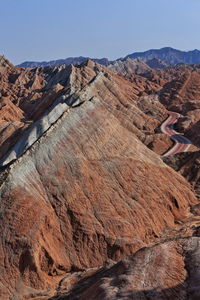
[0, 0, 200, 64]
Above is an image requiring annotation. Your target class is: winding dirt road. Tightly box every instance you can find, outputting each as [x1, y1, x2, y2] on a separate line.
[161, 111, 191, 157]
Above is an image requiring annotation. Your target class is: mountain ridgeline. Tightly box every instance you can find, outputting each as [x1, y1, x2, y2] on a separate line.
[18, 47, 200, 68]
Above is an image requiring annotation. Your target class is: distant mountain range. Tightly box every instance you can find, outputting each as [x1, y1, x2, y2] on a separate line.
[18, 56, 111, 68]
[124, 47, 200, 65]
[17, 47, 200, 68]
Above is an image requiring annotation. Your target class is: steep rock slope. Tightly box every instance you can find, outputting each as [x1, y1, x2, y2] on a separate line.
[0, 59, 198, 299]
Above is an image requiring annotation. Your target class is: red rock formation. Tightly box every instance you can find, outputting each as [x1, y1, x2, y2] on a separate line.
[0, 57, 199, 299]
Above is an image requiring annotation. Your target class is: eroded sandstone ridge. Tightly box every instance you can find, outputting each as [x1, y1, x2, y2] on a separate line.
[0, 56, 200, 299]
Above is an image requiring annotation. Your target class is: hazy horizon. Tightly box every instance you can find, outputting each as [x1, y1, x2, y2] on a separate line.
[1, 0, 200, 64]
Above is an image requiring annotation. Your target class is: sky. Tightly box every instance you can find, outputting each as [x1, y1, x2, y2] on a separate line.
[0, 0, 200, 64]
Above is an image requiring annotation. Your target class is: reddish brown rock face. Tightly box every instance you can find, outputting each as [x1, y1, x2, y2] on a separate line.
[0, 98, 197, 299]
[0, 57, 199, 299]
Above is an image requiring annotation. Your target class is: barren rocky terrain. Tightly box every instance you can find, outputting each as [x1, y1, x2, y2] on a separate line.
[0, 55, 200, 299]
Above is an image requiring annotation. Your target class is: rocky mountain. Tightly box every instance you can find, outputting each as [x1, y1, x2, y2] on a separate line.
[125, 47, 200, 65]
[1, 56, 200, 299]
[108, 58, 152, 75]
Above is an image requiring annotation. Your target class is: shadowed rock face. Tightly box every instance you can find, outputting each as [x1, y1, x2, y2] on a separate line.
[50, 237, 200, 300]
[0, 58, 200, 299]
[163, 150, 200, 201]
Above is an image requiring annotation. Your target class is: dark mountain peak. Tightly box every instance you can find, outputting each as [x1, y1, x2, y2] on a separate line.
[125, 47, 200, 65]
[160, 47, 177, 51]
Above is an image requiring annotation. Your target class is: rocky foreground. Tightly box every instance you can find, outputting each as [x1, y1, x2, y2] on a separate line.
[0, 56, 200, 299]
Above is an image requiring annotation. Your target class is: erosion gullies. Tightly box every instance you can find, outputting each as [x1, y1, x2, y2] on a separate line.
[0, 56, 200, 299]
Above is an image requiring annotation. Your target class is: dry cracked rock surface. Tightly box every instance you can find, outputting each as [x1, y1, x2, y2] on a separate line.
[0, 56, 200, 299]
